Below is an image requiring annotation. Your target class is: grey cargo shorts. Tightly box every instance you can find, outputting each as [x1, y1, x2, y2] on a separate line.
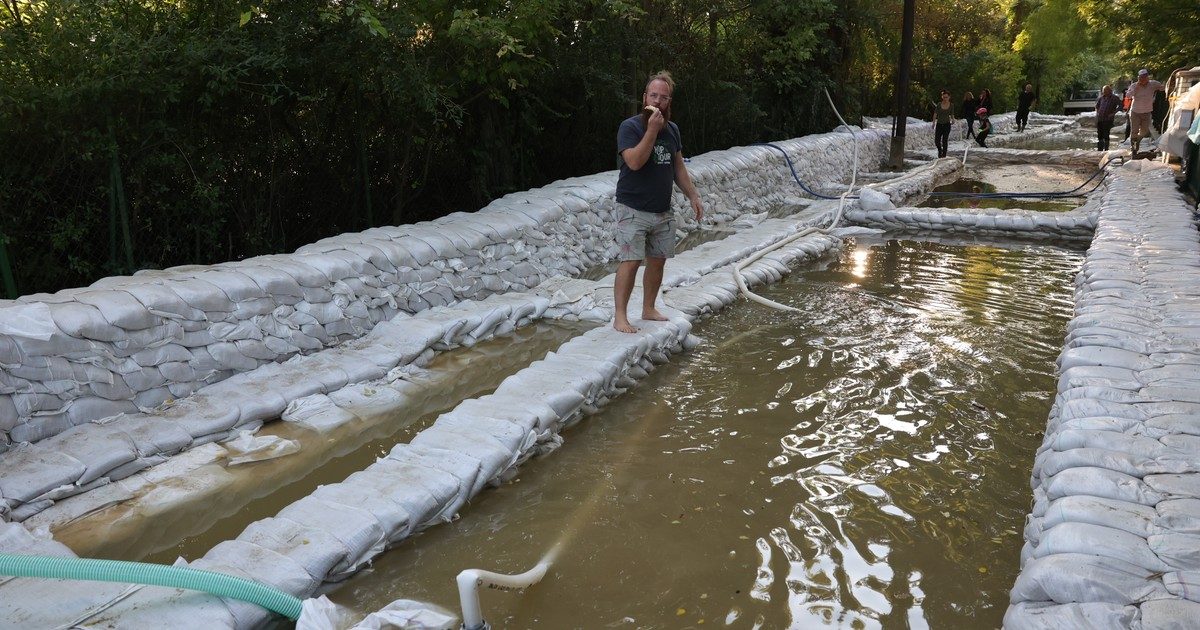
[615, 202, 675, 261]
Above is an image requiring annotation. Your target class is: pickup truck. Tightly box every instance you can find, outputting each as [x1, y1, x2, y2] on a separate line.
[1063, 89, 1100, 115]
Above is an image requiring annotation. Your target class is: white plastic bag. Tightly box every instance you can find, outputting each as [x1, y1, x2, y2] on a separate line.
[222, 430, 300, 466]
[351, 599, 458, 630]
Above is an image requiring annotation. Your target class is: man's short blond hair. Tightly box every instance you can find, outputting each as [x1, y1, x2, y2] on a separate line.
[645, 71, 675, 94]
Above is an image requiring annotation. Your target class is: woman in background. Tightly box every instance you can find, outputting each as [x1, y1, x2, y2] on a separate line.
[975, 107, 991, 147]
[961, 91, 979, 139]
[978, 89, 994, 120]
[932, 90, 955, 158]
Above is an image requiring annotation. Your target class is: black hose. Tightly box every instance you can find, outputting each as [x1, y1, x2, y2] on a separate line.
[756, 139, 1109, 202]
[752, 142, 856, 200]
[927, 167, 1108, 199]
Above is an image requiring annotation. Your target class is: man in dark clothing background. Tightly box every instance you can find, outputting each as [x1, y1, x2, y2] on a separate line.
[1095, 85, 1121, 151]
[1016, 83, 1038, 132]
[1152, 89, 1169, 137]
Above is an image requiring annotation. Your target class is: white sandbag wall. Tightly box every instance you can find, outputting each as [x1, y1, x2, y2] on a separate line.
[0, 294, 551, 523]
[45, 202, 846, 629]
[864, 112, 1023, 150]
[1005, 162, 1200, 628]
[844, 203, 1098, 240]
[841, 149, 1101, 240]
[0, 128, 891, 452]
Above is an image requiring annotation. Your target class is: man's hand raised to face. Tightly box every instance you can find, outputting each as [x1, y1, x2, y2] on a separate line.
[645, 106, 665, 133]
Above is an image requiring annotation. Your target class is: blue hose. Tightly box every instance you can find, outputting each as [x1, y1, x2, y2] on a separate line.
[0, 552, 304, 621]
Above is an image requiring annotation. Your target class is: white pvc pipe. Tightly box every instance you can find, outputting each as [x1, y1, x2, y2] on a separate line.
[823, 87, 859, 230]
[457, 555, 554, 630]
[735, 90, 858, 311]
[961, 121, 971, 167]
[733, 227, 821, 313]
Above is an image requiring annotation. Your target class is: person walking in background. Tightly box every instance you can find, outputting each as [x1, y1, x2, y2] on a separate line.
[978, 89, 994, 122]
[932, 90, 955, 158]
[1094, 85, 1121, 151]
[1121, 81, 1133, 142]
[975, 108, 991, 147]
[1125, 68, 1165, 153]
[1015, 83, 1037, 131]
[1152, 88, 1169, 138]
[612, 70, 704, 334]
[961, 91, 979, 139]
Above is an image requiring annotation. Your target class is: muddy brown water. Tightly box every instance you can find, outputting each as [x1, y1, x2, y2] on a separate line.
[918, 177, 1081, 213]
[72, 321, 596, 565]
[326, 237, 1083, 629]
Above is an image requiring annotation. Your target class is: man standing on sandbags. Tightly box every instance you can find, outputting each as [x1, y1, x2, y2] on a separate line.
[1125, 69, 1165, 154]
[613, 70, 704, 334]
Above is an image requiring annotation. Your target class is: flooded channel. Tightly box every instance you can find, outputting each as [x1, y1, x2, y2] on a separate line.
[56, 321, 594, 564]
[919, 178, 1081, 213]
[329, 237, 1083, 628]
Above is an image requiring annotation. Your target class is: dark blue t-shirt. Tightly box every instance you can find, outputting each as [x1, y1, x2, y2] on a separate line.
[616, 115, 681, 214]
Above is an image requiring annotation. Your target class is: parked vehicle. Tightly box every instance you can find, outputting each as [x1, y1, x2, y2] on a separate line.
[1063, 89, 1100, 115]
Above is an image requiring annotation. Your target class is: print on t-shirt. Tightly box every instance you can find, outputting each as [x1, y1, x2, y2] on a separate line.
[653, 141, 671, 165]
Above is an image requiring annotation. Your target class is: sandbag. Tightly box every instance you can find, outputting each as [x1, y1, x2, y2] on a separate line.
[1140, 598, 1200, 630]
[1002, 601, 1138, 630]
[1010, 553, 1168, 605]
[1032, 522, 1170, 572]
[276, 497, 386, 580]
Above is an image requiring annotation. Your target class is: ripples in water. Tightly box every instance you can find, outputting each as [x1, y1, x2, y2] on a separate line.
[331, 237, 1083, 629]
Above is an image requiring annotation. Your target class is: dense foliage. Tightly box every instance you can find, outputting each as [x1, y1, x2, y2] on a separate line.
[0, 0, 1180, 295]
[0, 0, 853, 294]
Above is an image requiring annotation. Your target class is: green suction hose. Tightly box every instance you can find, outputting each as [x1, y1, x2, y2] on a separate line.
[0, 553, 304, 621]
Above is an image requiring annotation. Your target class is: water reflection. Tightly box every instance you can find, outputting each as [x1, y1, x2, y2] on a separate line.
[331, 238, 1081, 629]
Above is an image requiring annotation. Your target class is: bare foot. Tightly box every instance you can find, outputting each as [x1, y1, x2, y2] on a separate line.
[641, 308, 669, 322]
[614, 318, 639, 333]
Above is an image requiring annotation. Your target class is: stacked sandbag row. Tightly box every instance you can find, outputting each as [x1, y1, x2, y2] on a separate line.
[75, 198, 854, 629]
[862, 116, 942, 151]
[59, 316, 696, 629]
[0, 129, 889, 450]
[533, 215, 846, 323]
[961, 147, 1103, 167]
[845, 206, 1097, 240]
[985, 115, 1078, 148]
[863, 113, 1023, 151]
[1006, 161, 1200, 628]
[669, 216, 842, 285]
[0, 293, 550, 523]
[664, 228, 845, 318]
[867, 156, 965, 205]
